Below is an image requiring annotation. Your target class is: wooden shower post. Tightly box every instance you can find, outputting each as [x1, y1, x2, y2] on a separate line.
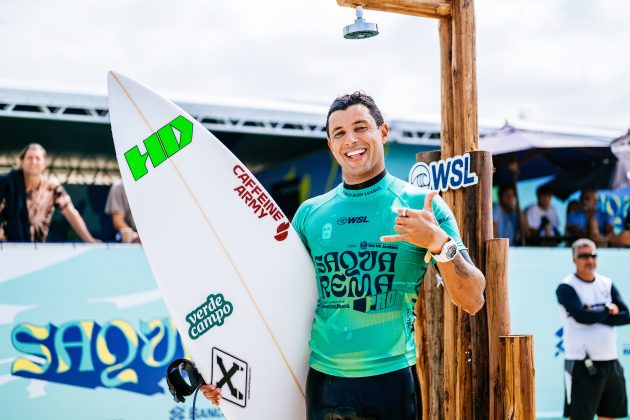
[333, 1, 534, 418]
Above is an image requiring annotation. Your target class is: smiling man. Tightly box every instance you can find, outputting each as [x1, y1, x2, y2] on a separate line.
[200, 92, 486, 415]
[292, 91, 485, 419]
[557, 238, 630, 420]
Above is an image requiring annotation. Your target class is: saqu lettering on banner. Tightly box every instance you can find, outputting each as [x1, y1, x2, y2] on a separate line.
[408, 153, 478, 192]
[10, 318, 187, 395]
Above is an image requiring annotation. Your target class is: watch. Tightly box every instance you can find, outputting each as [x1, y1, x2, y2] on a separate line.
[424, 237, 458, 264]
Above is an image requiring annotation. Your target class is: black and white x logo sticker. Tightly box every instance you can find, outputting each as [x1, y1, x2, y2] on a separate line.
[211, 348, 249, 407]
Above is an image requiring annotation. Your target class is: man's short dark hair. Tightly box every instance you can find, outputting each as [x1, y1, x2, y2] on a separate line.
[326, 91, 384, 136]
[498, 184, 516, 197]
[536, 184, 553, 197]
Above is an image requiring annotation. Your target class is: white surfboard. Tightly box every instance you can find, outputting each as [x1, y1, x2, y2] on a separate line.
[107, 71, 317, 419]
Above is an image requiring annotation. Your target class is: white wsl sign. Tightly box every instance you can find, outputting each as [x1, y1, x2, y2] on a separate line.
[408, 153, 479, 192]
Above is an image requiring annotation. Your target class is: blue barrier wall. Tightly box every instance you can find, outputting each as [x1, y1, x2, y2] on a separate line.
[0, 244, 224, 420]
[1, 244, 629, 419]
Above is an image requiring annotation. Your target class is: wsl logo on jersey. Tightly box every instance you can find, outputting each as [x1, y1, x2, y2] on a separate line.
[408, 153, 478, 192]
[337, 216, 369, 225]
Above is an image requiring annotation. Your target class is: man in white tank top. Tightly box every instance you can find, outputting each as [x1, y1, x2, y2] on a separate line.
[557, 238, 630, 420]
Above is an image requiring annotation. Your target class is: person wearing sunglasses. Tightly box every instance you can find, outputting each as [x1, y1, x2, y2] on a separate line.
[556, 238, 630, 420]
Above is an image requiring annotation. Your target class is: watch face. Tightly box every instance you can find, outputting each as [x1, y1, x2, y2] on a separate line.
[446, 244, 458, 259]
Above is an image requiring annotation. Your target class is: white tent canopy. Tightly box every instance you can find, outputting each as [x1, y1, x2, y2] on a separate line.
[611, 130, 630, 189]
[479, 124, 612, 155]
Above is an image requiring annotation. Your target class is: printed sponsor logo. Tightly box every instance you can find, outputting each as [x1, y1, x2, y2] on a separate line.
[274, 222, 290, 242]
[170, 406, 186, 420]
[322, 223, 332, 240]
[337, 216, 369, 225]
[314, 250, 398, 313]
[343, 185, 382, 198]
[232, 165, 290, 241]
[437, 216, 451, 225]
[405, 308, 416, 333]
[125, 115, 193, 181]
[11, 318, 186, 395]
[211, 348, 249, 407]
[409, 162, 431, 189]
[186, 294, 233, 340]
[170, 406, 224, 419]
[408, 153, 478, 192]
[360, 241, 398, 250]
[555, 327, 564, 358]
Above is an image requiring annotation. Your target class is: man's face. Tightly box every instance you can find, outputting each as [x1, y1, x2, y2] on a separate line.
[580, 191, 597, 211]
[538, 193, 552, 209]
[573, 245, 597, 278]
[499, 188, 516, 209]
[327, 104, 388, 185]
[20, 148, 46, 177]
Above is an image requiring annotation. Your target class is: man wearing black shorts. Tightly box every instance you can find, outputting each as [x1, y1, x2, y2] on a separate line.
[557, 238, 630, 420]
[201, 92, 486, 418]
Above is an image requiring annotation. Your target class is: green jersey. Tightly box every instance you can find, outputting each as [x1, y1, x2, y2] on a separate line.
[292, 172, 465, 377]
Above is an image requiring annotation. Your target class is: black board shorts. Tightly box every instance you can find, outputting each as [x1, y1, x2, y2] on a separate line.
[306, 365, 421, 420]
[564, 359, 628, 420]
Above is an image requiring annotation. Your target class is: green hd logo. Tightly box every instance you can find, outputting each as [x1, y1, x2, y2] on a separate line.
[186, 293, 234, 340]
[124, 115, 193, 181]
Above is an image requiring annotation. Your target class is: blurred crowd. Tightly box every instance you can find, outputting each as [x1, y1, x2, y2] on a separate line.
[2, 143, 629, 247]
[493, 183, 630, 247]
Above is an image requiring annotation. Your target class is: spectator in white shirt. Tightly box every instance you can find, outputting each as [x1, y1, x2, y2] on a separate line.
[525, 184, 561, 245]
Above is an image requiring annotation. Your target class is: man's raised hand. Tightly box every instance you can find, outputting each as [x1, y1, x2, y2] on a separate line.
[380, 191, 448, 253]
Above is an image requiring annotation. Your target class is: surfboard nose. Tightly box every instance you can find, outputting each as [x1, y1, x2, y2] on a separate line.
[107, 71, 121, 96]
[107, 70, 118, 82]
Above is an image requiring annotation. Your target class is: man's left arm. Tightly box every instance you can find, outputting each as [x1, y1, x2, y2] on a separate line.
[434, 249, 486, 315]
[381, 191, 486, 315]
[601, 284, 630, 326]
[61, 204, 99, 243]
[53, 184, 99, 243]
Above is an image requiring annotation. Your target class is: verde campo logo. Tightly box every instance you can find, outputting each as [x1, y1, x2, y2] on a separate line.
[125, 115, 193, 181]
[186, 293, 234, 340]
